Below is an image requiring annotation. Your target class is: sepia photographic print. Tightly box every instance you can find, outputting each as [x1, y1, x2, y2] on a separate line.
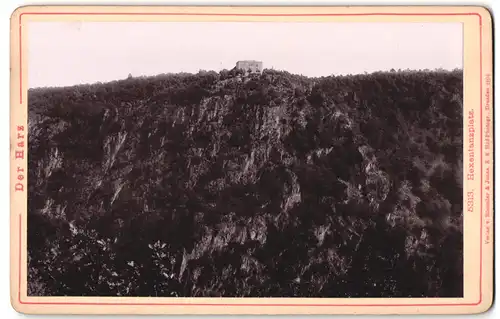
[10, 6, 493, 315]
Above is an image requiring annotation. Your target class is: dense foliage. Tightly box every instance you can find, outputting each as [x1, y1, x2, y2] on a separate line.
[27, 68, 463, 297]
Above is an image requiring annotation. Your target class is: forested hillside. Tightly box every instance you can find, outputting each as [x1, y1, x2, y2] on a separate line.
[27, 68, 463, 297]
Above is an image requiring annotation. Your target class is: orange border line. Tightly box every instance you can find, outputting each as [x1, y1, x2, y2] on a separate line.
[17, 11, 483, 307]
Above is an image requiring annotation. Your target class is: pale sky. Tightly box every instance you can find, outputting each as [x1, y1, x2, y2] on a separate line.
[28, 21, 463, 88]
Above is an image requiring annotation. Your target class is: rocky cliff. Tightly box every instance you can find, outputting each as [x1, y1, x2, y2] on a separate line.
[27, 68, 463, 297]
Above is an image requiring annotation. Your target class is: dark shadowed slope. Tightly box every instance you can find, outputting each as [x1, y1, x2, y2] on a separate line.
[27, 68, 463, 297]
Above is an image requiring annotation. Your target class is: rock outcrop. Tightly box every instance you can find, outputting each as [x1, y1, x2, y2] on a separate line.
[27, 68, 463, 298]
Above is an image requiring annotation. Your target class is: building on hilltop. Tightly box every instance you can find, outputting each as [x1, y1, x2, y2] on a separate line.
[235, 60, 263, 75]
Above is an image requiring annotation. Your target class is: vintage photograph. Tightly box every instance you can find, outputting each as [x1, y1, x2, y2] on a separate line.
[26, 20, 464, 298]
